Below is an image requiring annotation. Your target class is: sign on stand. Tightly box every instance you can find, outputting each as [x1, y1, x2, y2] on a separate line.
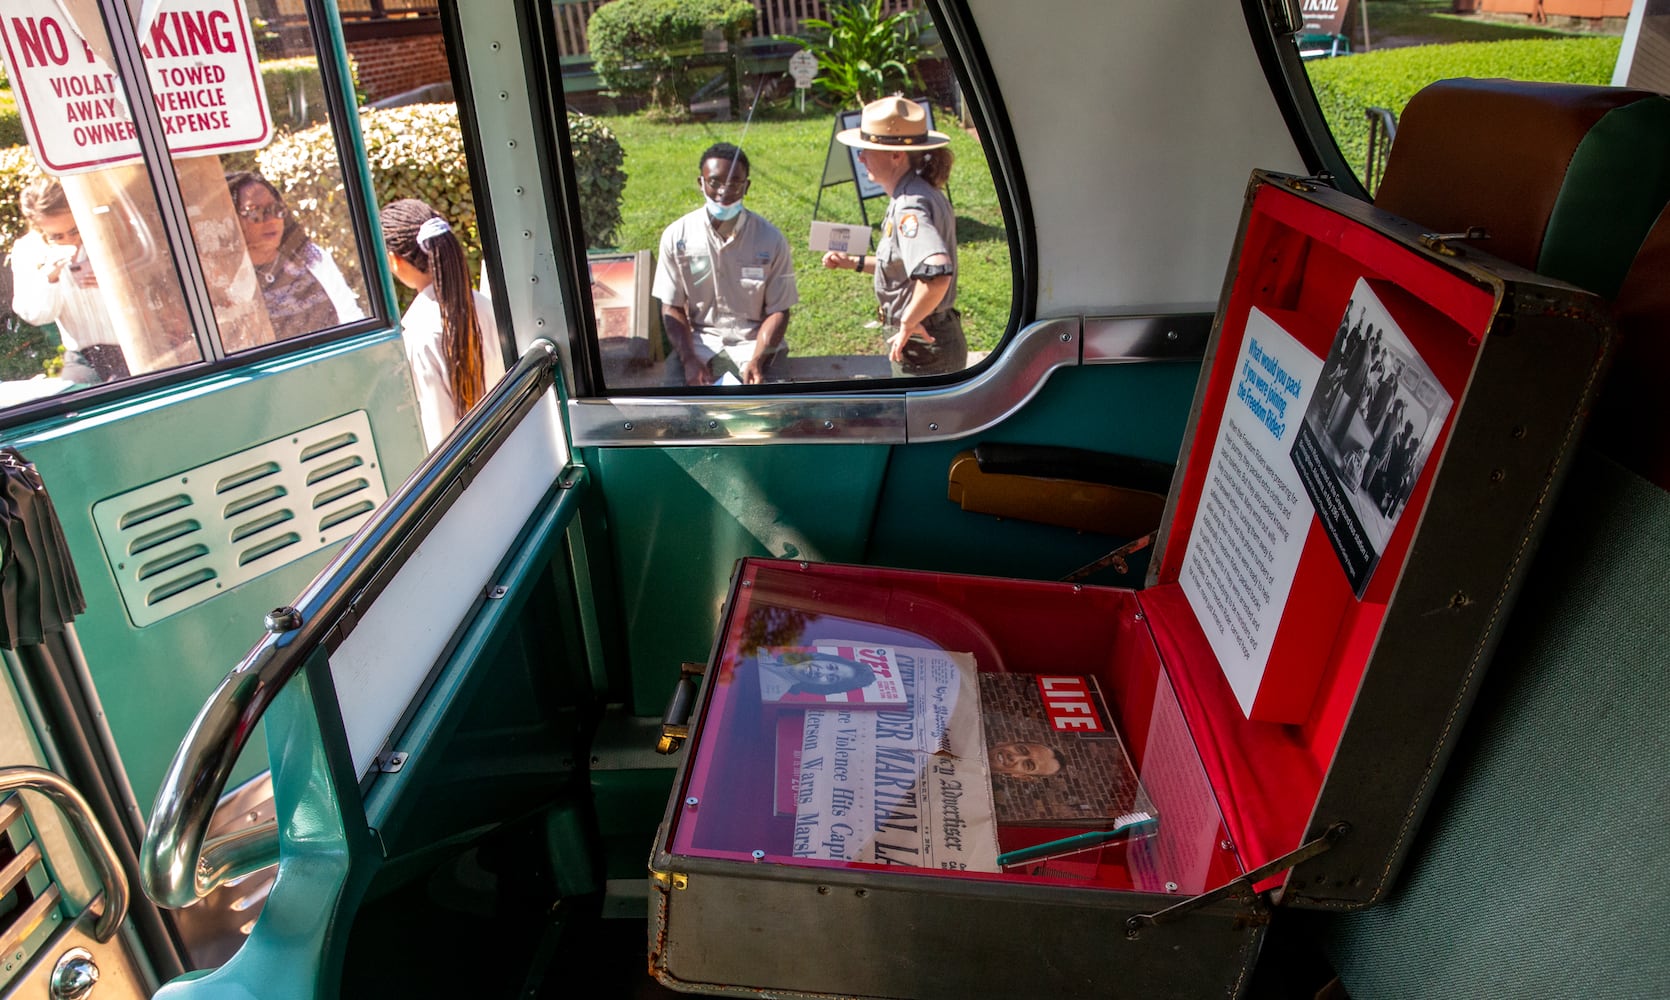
[812, 96, 933, 228]
[788, 48, 816, 113]
[0, 0, 272, 175]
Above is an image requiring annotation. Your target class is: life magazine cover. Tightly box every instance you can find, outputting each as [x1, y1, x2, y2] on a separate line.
[790, 645, 1000, 872]
[978, 672, 1150, 827]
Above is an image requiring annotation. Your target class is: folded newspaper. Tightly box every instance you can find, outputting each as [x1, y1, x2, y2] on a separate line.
[790, 644, 1001, 872]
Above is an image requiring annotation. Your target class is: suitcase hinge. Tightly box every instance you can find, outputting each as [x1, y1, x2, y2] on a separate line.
[657, 662, 708, 754]
[1063, 531, 1157, 582]
[1125, 822, 1348, 938]
[650, 866, 689, 891]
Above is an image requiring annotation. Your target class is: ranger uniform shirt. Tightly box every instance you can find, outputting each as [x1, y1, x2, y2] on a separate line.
[874, 172, 957, 328]
[652, 206, 798, 365]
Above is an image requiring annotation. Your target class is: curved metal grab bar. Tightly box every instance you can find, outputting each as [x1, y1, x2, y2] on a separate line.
[141, 341, 562, 909]
[0, 766, 128, 941]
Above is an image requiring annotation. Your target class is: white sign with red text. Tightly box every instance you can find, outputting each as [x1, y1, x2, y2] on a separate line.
[0, 0, 270, 175]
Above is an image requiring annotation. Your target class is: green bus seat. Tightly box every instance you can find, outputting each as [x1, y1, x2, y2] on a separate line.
[1308, 77, 1670, 997]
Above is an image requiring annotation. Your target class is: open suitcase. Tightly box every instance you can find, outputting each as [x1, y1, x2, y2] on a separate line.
[647, 170, 1615, 998]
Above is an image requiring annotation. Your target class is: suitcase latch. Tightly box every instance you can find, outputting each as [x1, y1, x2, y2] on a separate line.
[1419, 227, 1490, 257]
[1125, 821, 1348, 938]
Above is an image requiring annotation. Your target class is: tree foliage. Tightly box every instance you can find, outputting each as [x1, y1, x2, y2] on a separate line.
[588, 0, 756, 119]
[780, 0, 926, 108]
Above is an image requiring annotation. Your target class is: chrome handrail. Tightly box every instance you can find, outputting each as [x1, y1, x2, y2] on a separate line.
[140, 340, 562, 909]
[0, 766, 128, 941]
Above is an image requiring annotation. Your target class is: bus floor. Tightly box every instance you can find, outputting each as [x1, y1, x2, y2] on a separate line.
[339, 838, 1343, 998]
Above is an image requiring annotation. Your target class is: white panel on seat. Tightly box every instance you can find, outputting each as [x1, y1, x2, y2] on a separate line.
[329, 390, 568, 779]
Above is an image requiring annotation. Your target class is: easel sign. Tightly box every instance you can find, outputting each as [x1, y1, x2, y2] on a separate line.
[812, 98, 934, 227]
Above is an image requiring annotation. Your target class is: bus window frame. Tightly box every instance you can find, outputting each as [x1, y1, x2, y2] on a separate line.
[527, 0, 1036, 400]
[0, 0, 392, 434]
[1239, 0, 1371, 201]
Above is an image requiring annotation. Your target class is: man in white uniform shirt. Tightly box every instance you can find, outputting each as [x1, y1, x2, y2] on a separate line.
[652, 143, 798, 385]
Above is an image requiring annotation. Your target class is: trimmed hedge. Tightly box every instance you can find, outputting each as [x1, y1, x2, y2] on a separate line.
[0, 145, 41, 249]
[261, 55, 365, 133]
[258, 103, 625, 293]
[0, 90, 21, 152]
[1307, 36, 1620, 182]
[589, 0, 756, 118]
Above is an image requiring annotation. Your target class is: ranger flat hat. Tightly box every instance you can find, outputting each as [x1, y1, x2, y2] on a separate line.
[836, 96, 951, 151]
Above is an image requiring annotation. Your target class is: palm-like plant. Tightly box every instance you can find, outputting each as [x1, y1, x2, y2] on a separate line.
[782, 0, 926, 108]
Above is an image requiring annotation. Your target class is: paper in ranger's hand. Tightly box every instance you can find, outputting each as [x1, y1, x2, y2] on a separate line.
[809, 220, 872, 254]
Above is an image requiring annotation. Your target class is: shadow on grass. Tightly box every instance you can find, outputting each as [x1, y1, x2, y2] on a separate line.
[956, 216, 1007, 243]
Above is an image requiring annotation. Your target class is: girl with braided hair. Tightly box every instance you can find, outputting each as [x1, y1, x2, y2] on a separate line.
[381, 198, 505, 451]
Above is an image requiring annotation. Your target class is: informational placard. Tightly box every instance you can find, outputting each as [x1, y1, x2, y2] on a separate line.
[1301, 0, 1351, 35]
[1179, 308, 1321, 716]
[0, 0, 272, 175]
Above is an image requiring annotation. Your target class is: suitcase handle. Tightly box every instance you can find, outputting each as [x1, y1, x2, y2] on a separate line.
[657, 661, 707, 754]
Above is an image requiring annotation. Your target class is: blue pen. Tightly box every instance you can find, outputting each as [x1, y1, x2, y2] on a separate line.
[996, 812, 1157, 867]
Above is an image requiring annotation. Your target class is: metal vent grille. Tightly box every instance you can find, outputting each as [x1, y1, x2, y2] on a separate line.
[92, 412, 387, 627]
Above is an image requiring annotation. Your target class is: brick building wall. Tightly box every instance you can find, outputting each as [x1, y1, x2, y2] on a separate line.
[345, 32, 451, 103]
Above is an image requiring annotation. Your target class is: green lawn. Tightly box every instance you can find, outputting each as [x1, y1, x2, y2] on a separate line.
[598, 103, 1011, 357]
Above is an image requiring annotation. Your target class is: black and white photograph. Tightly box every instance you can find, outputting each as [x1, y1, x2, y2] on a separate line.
[1290, 278, 1453, 596]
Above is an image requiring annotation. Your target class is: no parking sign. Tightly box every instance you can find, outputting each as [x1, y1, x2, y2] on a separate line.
[0, 0, 271, 175]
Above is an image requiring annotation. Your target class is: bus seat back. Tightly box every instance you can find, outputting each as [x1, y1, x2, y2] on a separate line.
[1376, 78, 1670, 488]
[1591, 205, 1670, 490]
[1319, 79, 1670, 996]
[1374, 78, 1670, 300]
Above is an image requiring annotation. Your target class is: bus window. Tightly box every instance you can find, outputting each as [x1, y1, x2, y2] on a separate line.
[554, 0, 1016, 391]
[0, 1, 376, 415]
[1283, 2, 1632, 196]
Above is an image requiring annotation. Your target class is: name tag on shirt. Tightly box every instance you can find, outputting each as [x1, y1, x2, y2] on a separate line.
[741, 266, 765, 280]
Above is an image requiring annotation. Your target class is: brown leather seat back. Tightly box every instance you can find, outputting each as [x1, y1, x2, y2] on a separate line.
[1375, 78, 1670, 488]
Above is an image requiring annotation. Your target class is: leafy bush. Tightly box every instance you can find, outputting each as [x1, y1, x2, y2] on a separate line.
[0, 89, 21, 151]
[258, 103, 476, 294]
[588, 0, 756, 118]
[257, 103, 626, 295]
[1307, 36, 1619, 182]
[261, 56, 365, 133]
[780, 0, 926, 108]
[568, 112, 626, 249]
[0, 145, 42, 248]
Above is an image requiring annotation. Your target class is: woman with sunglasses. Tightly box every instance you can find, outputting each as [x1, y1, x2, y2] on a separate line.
[8, 175, 129, 384]
[225, 170, 365, 342]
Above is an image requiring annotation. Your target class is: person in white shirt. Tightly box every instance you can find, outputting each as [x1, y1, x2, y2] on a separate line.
[9, 176, 128, 384]
[653, 142, 798, 385]
[381, 198, 505, 451]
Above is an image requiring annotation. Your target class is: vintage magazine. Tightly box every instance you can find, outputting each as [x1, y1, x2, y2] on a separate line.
[978, 673, 1154, 843]
[755, 642, 911, 708]
[790, 645, 1000, 872]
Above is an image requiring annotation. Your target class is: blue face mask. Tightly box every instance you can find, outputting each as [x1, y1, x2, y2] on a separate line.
[704, 195, 744, 222]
